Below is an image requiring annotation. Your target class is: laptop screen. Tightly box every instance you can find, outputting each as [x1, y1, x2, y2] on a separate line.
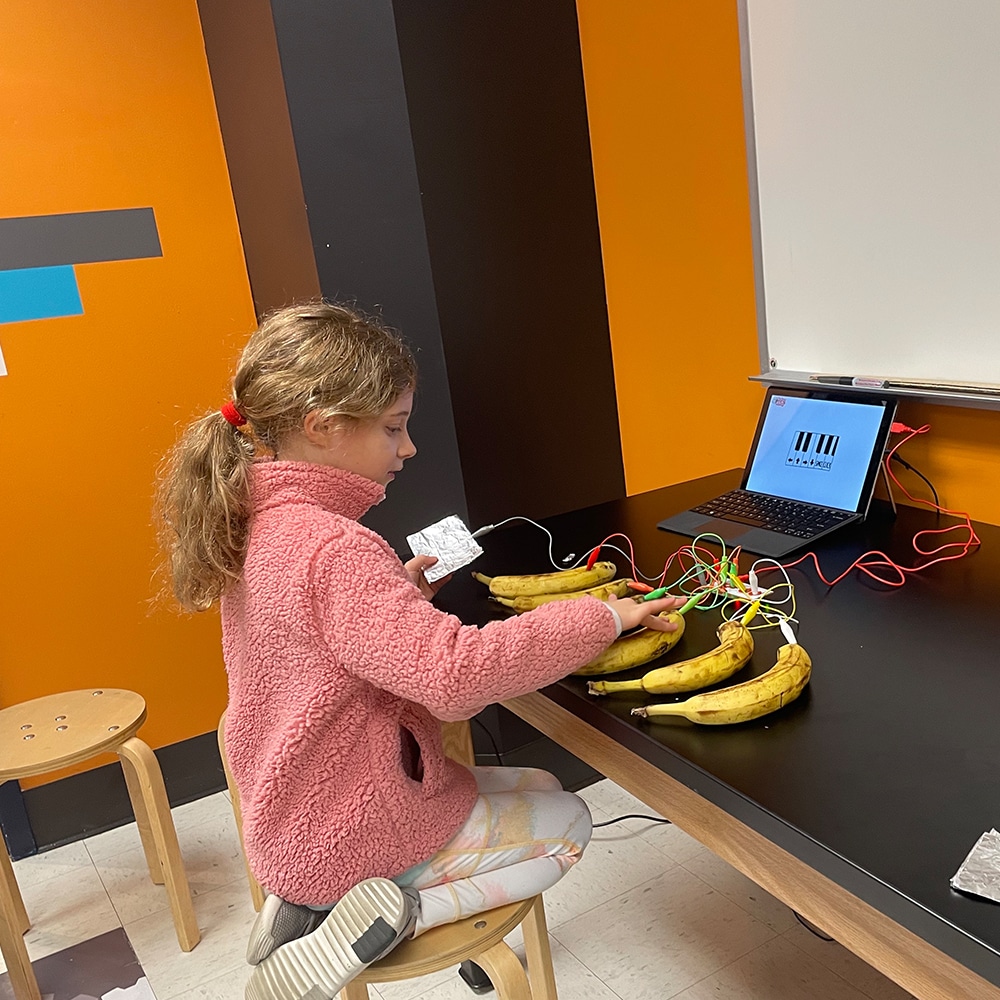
[744, 391, 894, 511]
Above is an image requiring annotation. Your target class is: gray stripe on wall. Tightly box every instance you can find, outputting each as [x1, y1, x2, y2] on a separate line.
[0, 208, 162, 270]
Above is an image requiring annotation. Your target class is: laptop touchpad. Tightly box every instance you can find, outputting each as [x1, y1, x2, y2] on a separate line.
[695, 518, 747, 541]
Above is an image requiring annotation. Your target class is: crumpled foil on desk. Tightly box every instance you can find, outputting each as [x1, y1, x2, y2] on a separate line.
[951, 828, 1000, 903]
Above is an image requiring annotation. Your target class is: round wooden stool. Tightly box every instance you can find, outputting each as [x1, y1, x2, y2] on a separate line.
[339, 893, 558, 999]
[0, 689, 200, 1000]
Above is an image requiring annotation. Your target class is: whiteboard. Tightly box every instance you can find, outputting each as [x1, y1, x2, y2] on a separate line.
[740, 0, 1000, 404]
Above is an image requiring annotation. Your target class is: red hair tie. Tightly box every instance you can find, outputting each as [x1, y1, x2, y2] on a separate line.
[220, 401, 247, 427]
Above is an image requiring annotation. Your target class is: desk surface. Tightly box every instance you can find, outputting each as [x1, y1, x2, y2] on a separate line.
[439, 471, 1000, 989]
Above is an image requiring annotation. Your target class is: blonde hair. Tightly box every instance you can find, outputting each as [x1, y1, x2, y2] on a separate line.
[156, 301, 417, 611]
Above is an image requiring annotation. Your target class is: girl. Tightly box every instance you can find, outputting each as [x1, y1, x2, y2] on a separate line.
[157, 301, 681, 1000]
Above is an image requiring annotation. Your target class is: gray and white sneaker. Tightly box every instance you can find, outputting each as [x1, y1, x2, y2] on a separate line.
[245, 878, 420, 1000]
[247, 894, 325, 965]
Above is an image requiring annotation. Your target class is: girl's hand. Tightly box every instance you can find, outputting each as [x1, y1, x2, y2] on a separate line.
[404, 555, 452, 599]
[606, 593, 686, 632]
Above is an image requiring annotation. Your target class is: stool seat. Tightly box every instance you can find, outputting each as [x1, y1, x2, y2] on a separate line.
[0, 688, 199, 1000]
[342, 893, 556, 999]
[0, 689, 146, 779]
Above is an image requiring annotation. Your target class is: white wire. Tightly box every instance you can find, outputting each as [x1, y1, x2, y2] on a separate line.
[475, 518, 670, 581]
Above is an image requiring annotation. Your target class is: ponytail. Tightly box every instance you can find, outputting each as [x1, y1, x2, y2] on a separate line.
[156, 410, 255, 612]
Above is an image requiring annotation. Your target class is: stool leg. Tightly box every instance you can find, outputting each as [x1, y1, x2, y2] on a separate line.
[117, 737, 200, 951]
[0, 834, 30, 934]
[0, 848, 40, 1000]
[338, 981, 370, 999]
[521, 896, 558, 1000]
[120, 753, 164, 886]
[473, 941, 532, 1000]
[218, 714, 267, 912]
[230, 789, 267, 913]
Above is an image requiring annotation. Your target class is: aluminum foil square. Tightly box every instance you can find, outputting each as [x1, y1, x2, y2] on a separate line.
[950, 828, 1000, 903]
[406, 515, 484, 583]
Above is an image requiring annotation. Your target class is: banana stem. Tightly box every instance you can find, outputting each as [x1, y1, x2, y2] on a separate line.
[471, 572, 494, 585]
[588, 679, 643, 696]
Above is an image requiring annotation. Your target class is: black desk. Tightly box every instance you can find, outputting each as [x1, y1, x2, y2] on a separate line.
[440, 471, 1000, 1000]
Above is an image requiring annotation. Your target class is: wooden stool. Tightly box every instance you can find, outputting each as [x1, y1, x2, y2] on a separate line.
[219, 715, 559, 998]
[0, 689, 200, 1000]
[341, 893, 556, 1000]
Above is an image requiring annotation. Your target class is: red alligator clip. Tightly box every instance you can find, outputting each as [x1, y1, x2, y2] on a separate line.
[586, 547, 601, 570]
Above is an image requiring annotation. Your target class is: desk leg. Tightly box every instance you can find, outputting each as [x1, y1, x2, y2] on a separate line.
[504, 693, 1000, 1000]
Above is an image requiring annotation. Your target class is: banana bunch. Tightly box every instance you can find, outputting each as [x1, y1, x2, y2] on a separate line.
[491, 578, 631, 612]
[588, 619, 753, 696]
[631, 642, 811, 725]
[473, 561, 618, 598]
[572, 611, 686, 676]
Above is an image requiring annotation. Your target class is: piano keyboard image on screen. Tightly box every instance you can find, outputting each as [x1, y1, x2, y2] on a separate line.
[786, 430, 839, 470]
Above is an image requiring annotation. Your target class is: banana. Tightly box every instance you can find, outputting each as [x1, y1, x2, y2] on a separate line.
[588, 619, 753, 696]
[632, 642, 812, 725]
[473, 561, 617, 598]
[492, 578, 631, 612]
[573, 612, 686, 676]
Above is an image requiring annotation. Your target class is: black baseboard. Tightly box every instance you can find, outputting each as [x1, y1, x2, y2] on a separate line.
[1, 780, 37, 860]
[21, 730, 226, 855]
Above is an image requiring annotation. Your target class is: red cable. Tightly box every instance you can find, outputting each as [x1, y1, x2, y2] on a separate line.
[757, 424, 980, 588]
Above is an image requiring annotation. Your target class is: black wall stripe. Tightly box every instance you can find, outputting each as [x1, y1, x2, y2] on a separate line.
[0, 209, 162, 271]
[268, 0, 624, 540]
[267, 0, 469, 555]
[391, 0, 625, 524]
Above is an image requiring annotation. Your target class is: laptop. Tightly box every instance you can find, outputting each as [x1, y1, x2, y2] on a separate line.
[657, 387, 898, 558]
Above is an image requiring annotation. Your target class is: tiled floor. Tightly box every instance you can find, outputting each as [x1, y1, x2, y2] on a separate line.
[2, 779, 915, 1000]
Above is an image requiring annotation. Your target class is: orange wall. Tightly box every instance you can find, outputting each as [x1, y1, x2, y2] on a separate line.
[0, 0, 257, 780]
[577, 0, 1000, 527]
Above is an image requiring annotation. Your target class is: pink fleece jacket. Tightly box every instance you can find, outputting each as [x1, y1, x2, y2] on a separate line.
[221, 461, 618, 905]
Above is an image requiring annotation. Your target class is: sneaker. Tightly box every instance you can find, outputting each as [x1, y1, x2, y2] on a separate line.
[245, 878, 420, 1000]
[247, 894, 325, 965]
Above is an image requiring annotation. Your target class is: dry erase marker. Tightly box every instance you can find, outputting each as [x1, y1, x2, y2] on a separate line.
[811, 375, 888, 388]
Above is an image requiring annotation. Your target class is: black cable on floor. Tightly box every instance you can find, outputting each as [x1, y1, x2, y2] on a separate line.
[793, 910, 834, 941]
[593, 813, 671, 828]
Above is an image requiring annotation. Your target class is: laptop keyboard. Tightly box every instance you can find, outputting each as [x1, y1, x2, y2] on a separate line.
[691, 490, 854, 539]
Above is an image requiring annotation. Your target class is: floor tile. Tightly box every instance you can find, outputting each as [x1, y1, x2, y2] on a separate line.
[123, 877, 257, 1000]
[671, 933, 880, 1000]
[538, 802, 679, 929]
[0, 863, 121, 973]
[10, 840, 94, 892]
[781, 922, 915, 999]
[680, 843, 798, 934]
[94, 810, 247, 925]
[0, 927, 143, 1000]
[170, 792, 235, 834]
[552, 863, 777, 1000]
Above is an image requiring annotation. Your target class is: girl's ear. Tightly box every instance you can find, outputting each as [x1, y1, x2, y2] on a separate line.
[302, 409, 341, 446]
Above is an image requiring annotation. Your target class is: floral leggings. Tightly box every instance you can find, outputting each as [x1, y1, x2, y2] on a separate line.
[391, 766, 592, 937]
